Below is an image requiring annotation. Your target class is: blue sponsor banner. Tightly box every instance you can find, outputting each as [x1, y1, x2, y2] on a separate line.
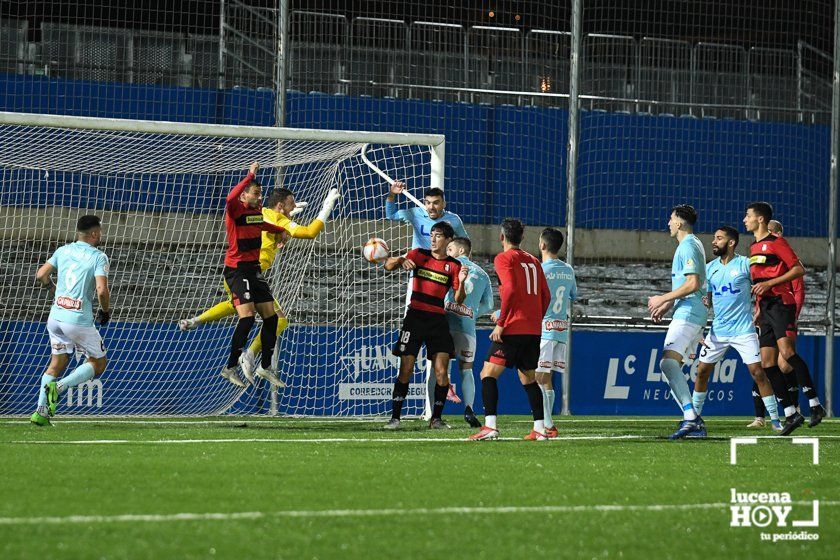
[0, 321, 834, 416]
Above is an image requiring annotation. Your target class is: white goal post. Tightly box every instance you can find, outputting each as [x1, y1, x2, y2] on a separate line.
[0, 111, 445, 417]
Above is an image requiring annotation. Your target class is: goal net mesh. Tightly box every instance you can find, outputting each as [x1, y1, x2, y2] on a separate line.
[0, 120, 435, 416]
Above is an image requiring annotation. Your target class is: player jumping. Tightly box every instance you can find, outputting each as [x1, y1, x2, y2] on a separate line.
[31, 215, 111, 426]
[470, 218, 551, 441]
[647, 204, 709, 440]
[691, 226, 781, 432]
[535, 227, 577, 437]
[179, 179, 340, 382]
[383, 222, 467, 429]
[443, 236, 494, 427]
[215, 162, 290, 389]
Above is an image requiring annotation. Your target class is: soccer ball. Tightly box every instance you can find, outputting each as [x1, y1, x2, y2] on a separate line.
[363, 237, 389, 263]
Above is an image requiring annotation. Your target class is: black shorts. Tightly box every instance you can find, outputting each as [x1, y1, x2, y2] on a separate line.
[757, 297, 797, 348]
[223, 264, 274, 307]
[393, 309, 454, 359]
[487, 334, 540, 371]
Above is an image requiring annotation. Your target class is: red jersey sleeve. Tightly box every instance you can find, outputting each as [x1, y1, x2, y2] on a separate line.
[405, 248, 420, 262]
[451, 259, 462, 291]
[226, 172, 255, 217]
[771, 237, 801, 270]
[793, 277, 805, 317]
[494, 252, 515, 328]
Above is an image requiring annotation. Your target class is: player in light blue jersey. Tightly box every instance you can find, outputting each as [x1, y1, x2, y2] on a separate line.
[690, 226, 781, 431]
[31, 215, 111, 426]
[647, 204, 708, 439]
[385, 181, 468, 250]
[443, 237, 493, 427]
[535, 228, 577, 437]
[386, 180, 469, 419]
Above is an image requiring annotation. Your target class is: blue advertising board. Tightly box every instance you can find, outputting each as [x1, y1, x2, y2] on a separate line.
[1, 321, 834, 417]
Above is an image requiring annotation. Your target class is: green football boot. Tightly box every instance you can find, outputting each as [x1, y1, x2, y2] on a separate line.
[46, 381, 59, 416]
[30, 411, 51, 427]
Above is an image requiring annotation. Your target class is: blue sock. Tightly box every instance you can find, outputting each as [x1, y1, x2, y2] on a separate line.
[692, 391, 707, 416]
[542, 387, 556, 429]
[660, 358, 696, 420]
[461, 368, 475, 409]
[56, 363, 95, 395]
[36, 373, 56, 415]
[37, 374, 56, 407]
[762, 395, 779, 421]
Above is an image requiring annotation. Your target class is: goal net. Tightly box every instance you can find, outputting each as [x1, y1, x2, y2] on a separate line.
[0, 112, 444, 417]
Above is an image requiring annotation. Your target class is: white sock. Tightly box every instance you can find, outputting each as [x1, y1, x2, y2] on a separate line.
[691, 391, 707, 417]
[762, 395, 779, 421]
[542, 388, 555, 429]
[784, 405, 797, 418]
[809, 398, 821, 407]
[534, 419, 545, 433]
[485, 415, 497, 430]
[660, 358, 696, 420]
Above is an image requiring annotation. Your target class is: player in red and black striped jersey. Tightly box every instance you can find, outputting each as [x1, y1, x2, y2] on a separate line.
[744, 202, 824, 433]
[219, 162, 288, 389]
[749, 219, 811, 428]
[470, 218, 552, 442]
[382, 222, 467, 429]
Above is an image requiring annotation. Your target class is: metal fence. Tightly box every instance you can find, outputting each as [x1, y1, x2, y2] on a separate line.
[0, 11, 833, 123]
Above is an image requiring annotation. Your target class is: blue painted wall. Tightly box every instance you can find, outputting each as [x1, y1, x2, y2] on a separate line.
[1, 321, 835, 417]
[1, 74, 833, 234]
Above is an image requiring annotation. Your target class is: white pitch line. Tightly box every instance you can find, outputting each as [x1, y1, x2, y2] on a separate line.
[1, 500, 838, 526]
[6, 435, 647, 445]
[3, 418, 835, 425]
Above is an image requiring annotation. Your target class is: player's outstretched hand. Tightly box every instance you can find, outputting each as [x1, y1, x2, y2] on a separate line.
[96, 308, 111, 326]
[401, 258, 417, 270]
[390, 181, 405, 195]
[289, 201, 308, 217]
[249, 161, 260, 175]
[490, 310, 500, 324]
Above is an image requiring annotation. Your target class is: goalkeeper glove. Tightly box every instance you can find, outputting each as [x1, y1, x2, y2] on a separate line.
[317, 188, 342, 222]
[289, 201, 308, 217]
[96, 309, 111, 325]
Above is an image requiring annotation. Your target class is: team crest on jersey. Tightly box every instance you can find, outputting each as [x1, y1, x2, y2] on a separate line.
[686, 258, 694, 266]
[445, 264, 450, 272]
[730, 269, 739, 277]
[762, 244, 768, 251]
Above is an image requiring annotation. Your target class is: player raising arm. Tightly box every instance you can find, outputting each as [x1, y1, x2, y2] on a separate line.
[443, 236, 494, 427]
[215, 162, 290, 389]
[179, 180, 340, 381]
[383, 222, 467, 429]
[470, 218, 551, 441]
[31, 215, 111, 426]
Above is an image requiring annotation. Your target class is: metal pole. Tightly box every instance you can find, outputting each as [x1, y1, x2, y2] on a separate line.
[825, 0, 840, 417]
[218, 0, 226, 90]
[797, 40, 803, 123]
[562, 0, 582, 416]
[276, 0, 290, 128]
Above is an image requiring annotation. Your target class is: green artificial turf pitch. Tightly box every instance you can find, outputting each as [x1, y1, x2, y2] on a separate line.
[1, 416, 837, 559]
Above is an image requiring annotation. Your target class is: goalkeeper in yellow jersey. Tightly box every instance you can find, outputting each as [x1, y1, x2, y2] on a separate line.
[178, 186, 341, 384]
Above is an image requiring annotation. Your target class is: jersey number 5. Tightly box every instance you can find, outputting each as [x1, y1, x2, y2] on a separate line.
[520, 263, 539, 295]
